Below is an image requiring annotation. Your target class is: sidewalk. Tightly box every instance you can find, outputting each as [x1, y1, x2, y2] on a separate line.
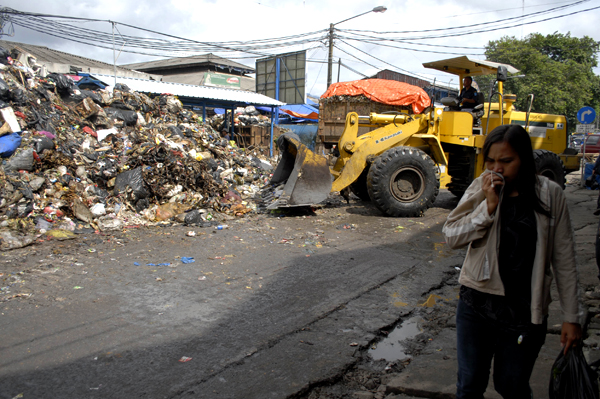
[381, 176, 600, 399]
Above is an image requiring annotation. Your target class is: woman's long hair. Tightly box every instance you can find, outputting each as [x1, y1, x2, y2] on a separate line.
[482, 124, 550, 216]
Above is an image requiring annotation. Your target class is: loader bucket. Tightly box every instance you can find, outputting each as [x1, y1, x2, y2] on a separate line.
[265, 133, 332, 209]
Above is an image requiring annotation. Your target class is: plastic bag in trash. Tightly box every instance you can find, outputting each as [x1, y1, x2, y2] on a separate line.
[549, 346, 599, 399]
[47, 73, 75, 94]
[76, 90, 103, 105]
[0, 78, 10, 100]
[10, 88, 26, 105]
[0, 132, 22, 158]
[5, 148, 34, 171]
[114, 167, 149, 201]
[114, 83, 131, 92]
[31, 135, 54, 153]
[0, 46, 10, 65]
[586, 175, 599, 190]
[183, 209, 205, 225]
[105, 108, 138, 126]
[0, 230, 35, 250]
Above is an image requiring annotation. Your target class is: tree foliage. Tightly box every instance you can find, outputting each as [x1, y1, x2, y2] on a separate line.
[481, 32, 600, 130]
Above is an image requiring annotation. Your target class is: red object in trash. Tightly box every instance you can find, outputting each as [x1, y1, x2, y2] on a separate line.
[14, 111, 27, 119]
[43, 206, 64, 217]
[83, 126, 97, 138]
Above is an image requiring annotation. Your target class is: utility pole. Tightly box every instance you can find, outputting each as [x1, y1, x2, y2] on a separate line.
[326, 6, 387, 89]
[112, 22, 117, 88]
[327, 23, 334, 88]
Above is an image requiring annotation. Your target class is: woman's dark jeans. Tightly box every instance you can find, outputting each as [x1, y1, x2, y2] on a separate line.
[456, 298, 547, 399]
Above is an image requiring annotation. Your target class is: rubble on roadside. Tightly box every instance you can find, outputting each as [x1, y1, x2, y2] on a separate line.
[0, 51, 279, 250]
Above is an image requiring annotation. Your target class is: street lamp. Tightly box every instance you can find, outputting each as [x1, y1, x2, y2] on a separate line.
[327, 6, 387, 88]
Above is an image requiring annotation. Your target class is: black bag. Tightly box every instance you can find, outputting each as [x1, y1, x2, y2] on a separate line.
[586, 176, 599, 190]
[0, 78, 10, 100]
[114, 167, 149, 201]
[105, 108, 138, 126]
[549, 346, 599, 399]
[47, 73, 75, 94]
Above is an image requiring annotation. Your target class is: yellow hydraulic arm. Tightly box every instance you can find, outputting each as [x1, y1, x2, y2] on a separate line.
[330, 112, 446, 192]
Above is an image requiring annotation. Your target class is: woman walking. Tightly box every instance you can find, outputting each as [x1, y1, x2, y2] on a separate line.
[442, 124, 582, 398]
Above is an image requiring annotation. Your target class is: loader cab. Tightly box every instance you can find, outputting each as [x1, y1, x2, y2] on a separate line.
[422, 57, 521, 142]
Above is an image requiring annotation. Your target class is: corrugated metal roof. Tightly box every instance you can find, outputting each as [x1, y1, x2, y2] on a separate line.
[0, 39, 137, 74]
[423, 56, 519, 77]
[124, 53, 254, 74]
[91, 73, 284, 106]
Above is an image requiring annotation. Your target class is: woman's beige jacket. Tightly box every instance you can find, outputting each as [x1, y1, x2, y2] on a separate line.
[442, 175, 581, 325]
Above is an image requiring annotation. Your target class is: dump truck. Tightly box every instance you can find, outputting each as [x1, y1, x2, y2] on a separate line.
[265, 56, 581, 217]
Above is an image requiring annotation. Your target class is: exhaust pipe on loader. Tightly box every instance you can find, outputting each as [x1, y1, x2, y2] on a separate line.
[265, 133, 332, 209]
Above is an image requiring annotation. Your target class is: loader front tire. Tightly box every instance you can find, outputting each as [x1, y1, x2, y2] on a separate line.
[367, 147, 439, 217]
[350, 167, 371, 201]
[533, 149, 565, 189]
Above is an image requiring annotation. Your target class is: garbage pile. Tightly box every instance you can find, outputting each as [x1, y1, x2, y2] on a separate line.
[0, 58, 277, 250]
[208, 105, 272, 131]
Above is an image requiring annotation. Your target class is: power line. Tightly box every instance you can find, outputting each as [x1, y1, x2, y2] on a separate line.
[340, 36, 484, 56]
[337, 40, 433, 81]
[342, 0, 590, 35]
[444, 0, 587, 18]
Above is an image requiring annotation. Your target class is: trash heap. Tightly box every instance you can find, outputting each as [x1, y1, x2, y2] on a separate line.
[207, 105, 272, 131]
[0, 58, 277, 249]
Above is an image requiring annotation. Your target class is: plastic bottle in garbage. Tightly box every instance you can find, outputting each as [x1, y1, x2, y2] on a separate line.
[215, 225, 229, 230]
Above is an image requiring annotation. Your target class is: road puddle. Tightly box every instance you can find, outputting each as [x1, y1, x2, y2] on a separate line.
[368, 316, 423, 361]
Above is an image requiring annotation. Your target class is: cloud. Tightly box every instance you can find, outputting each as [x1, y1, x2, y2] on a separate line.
[0, 0, 598, 96]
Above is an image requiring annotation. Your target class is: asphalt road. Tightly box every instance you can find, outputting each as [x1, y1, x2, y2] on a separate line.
[0, 191, 470, 399]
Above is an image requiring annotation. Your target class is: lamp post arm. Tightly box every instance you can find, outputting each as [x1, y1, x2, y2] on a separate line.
[333, 10, 373, 26]
[326, 6, 386, 89]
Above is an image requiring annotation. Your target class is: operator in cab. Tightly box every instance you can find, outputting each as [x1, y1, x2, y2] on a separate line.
[458, 76, 478, 110]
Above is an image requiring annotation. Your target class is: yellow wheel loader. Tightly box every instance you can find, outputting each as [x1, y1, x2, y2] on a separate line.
[266, 56, 580, 217]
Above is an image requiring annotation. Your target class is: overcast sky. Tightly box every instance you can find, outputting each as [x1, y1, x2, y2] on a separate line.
[0, 0, 598, 97]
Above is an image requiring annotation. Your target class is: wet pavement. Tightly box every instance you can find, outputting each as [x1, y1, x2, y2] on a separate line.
[1, 173, 599, 399]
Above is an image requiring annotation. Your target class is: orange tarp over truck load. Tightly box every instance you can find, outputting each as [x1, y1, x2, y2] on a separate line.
[321, 79, 431, 114]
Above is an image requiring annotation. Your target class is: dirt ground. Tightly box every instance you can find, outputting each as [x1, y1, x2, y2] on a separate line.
[1, 180, 598, 399]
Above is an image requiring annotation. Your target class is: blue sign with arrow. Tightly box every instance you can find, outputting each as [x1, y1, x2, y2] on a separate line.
[577, 106, 596, 124]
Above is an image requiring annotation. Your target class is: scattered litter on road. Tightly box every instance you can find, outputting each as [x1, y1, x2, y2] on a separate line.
[133, 262, 140, 266]
[181, 257, 195, 264]
[178, 356, 193, 363]
[45, 229, 77, 240]
[198, 276, 206, 281]
[336, 224, 357, 230]
[73, 286, 83, 289]
[186, 231, 196, 237]
[146, 263, 171, 266]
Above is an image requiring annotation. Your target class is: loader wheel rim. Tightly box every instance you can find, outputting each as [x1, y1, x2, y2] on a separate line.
[389, 166, 425, 202]
[539, 169, 556, 180]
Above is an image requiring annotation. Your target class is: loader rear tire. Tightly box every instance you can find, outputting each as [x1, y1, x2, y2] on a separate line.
[533, 149, 565, 189]
[350, 167, 371, 201]
[367, 147, 439, 217]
